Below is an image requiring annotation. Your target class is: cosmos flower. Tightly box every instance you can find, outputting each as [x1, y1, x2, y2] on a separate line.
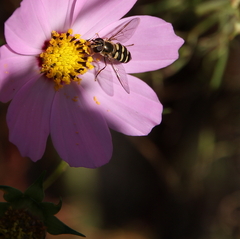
[0, 0, 184, 168]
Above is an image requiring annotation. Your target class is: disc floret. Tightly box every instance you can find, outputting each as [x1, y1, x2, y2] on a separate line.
[0, 207, 46, 239]
[40, 29, 93, 90]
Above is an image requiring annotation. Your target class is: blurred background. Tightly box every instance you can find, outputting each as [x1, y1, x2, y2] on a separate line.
[1, 0, 240, 238]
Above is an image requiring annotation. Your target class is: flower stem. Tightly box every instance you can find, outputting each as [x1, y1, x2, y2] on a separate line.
[43, 160, 69, 190]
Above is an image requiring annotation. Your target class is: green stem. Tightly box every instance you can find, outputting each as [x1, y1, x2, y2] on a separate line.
[43, 160, 69, 190]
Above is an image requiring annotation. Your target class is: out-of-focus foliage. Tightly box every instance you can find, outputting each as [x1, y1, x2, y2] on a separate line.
[139, 0, 240, 89]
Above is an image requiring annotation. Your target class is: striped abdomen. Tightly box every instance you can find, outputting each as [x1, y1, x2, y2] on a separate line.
[111, 43, 131, 63]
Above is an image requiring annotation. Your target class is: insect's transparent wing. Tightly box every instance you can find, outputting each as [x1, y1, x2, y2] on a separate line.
[104, 18, 140, 43]
[94, 59, 114, 96]
[110, 60, 130, 94]
[94, 58, 130, 95]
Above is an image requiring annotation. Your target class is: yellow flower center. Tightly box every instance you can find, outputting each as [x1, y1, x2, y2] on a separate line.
[40, 29, 94, 90]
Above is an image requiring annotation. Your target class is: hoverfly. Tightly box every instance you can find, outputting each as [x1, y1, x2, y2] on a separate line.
[88, 18, 140, 95]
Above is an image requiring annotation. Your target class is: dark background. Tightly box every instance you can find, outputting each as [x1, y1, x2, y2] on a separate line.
[1, 0, 240, 238]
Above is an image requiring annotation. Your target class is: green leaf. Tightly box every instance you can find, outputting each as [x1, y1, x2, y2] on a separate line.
[45, 215, 86, 237]
[41, 199, 62, 215]
[24, 171, 46, 202]
[0, 185, 23, 202]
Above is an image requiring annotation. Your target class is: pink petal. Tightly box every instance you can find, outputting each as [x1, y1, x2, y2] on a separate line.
[50, 83, 112, 168]
[7, 77, 55, 161]
[73, 0, 137, 39]
[0, 45, 40, 102]
[5, 0, 51, 54]
[40, 0, 80, 32]
[98, 16, 184, 73]
[71, 0, 88, 27]
[5, 0, 78, 54]
[82, 74, 163, 136]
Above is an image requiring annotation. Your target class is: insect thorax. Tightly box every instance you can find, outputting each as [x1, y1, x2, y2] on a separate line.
[103, 41, 114, 54]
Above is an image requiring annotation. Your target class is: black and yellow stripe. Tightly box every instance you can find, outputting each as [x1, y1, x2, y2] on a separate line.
[112, 43, 131, 63]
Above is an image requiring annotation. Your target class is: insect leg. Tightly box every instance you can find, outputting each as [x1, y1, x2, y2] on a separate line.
[125, 44, 134, 47]
[95, 57, 107, 81]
